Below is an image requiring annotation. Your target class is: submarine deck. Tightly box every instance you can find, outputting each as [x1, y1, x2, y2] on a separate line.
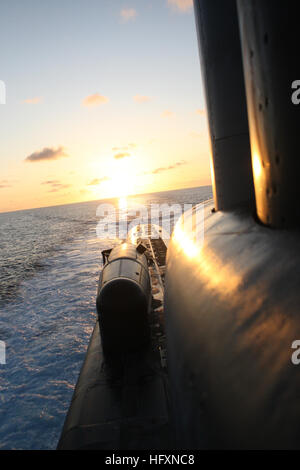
[57, 234, 174, 450]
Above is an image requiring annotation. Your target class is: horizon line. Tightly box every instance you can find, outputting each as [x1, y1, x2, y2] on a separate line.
[0, 183, 212, 216]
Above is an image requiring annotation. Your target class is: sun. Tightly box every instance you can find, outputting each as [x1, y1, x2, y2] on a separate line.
[102, 155, 137, 199]
[90, 153, 138, 200]
[114, 155, 138, 196]
[108, 169, 135, 198]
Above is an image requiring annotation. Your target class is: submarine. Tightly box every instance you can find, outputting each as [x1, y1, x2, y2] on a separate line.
[57, 226, 173, 449]
[58, 0, 300, 450]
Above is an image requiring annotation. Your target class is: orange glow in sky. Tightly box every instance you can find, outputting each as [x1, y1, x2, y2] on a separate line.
[0, 0, 211, 213]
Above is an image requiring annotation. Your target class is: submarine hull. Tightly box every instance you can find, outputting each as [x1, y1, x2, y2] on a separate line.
[165, 201, 300, 449]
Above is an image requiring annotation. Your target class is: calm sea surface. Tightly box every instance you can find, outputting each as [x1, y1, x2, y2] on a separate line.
[0, 186, 212, 449]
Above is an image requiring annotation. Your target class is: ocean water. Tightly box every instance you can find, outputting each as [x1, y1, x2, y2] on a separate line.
[0, 186, 212, 449]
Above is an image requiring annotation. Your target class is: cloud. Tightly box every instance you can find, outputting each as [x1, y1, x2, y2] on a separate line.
[161, 110, 175, 118]
[147, 160, 187, 175]
[0, 179, 17, 188]
[82, 93, 109, 107]
[41, 180, 71, 191]
[25, 146, 67, 162]
[41, 180, 60, 185]
[120, 8, 137, 22]
[22, 97, 43, 104]
[112, 143, 136, 151]
[88, 177, 110, 186]
[48, 184, 71, 193]
[196, 108, 205, 115]
[167, 0, 193, 12]
[114, 152, 131, 160]
[133, 95, 151, 103]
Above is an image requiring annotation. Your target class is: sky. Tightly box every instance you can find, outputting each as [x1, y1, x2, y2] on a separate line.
[0, 0, 211, 213]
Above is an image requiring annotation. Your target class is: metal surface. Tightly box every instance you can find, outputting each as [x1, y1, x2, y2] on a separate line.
[165, 201, 300, 449]
[193, 0, 254, 211]
[237, 0, 300, 228]
[57, 322, 173, 450]
[97, 243, 151, 353]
